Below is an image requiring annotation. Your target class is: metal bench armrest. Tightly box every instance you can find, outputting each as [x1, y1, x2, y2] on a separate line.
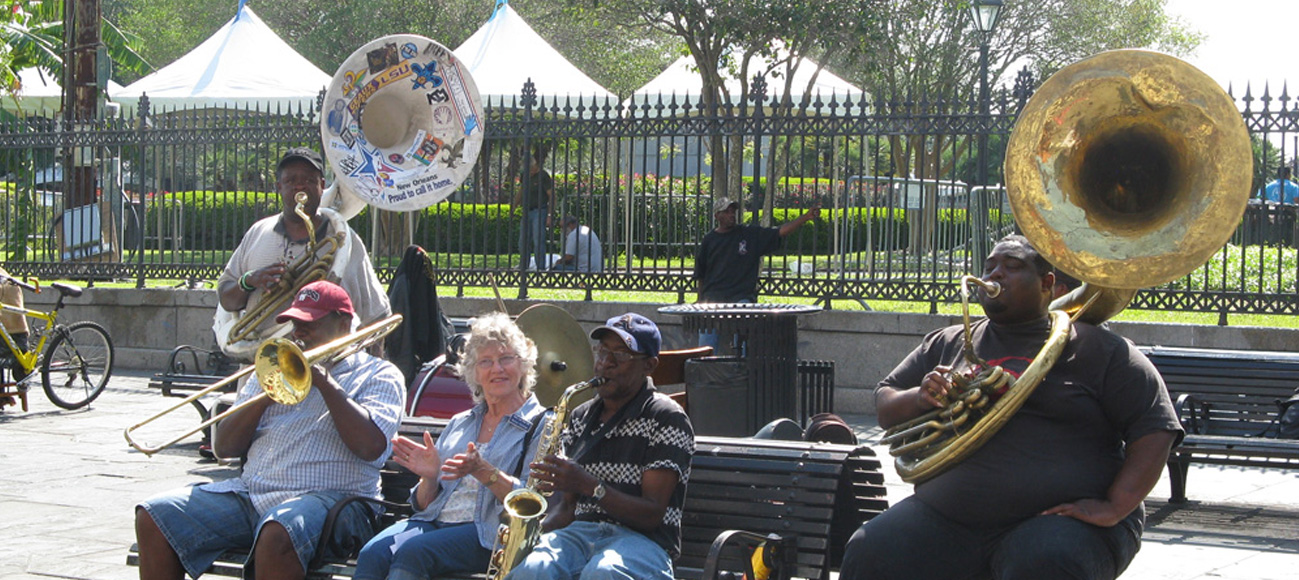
[1174, 393, 1209, 434]
[701, 531, 794, 580]
[309, 496, 411, 571]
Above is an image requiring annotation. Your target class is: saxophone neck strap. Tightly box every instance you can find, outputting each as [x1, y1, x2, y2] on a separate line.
[513, 412, 547, 479]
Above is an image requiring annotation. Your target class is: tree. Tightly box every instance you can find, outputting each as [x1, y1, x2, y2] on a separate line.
[105, 0, 676, 95]
[563, 0, 881, 203]
[3, 0, 147, 100]
[834, 0, 1202, 181]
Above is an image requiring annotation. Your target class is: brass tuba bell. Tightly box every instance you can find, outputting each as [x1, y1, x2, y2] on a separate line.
[883, 50, 1252, 483]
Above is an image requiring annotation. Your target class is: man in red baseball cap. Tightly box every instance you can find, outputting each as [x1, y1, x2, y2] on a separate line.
[136, 280, 406, 580]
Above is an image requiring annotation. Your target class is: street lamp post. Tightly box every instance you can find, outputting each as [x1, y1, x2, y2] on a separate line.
[970, 0, 1002, 263]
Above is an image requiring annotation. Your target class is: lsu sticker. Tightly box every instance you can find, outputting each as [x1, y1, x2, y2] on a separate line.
[347, 62, 414, 116]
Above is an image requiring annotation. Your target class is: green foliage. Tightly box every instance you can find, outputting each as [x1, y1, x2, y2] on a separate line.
[1165, 244, 1298, 294]
[141, 190, 279, 251]
[5, 0, 149, 95]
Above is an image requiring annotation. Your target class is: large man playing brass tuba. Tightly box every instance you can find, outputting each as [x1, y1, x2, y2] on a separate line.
[841, 235, 1182, 580]
[214, 148, 390, 361]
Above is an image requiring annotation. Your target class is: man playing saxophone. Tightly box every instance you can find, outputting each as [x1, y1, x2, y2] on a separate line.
[507, 313, 694, 580]
[215, 147, 390, 361]
[135, 281, 406, 580]
[840, 235, 1182, 580]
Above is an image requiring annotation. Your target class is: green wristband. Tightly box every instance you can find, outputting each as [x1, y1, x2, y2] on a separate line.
[239, 272, 255, 293]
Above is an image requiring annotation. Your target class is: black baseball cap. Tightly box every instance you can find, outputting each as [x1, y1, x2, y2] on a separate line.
[277, 147, 325, 175]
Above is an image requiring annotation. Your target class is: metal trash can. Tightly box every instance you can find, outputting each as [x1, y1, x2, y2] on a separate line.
[684, 356, 750, 437]
[662, 304, 822, 435]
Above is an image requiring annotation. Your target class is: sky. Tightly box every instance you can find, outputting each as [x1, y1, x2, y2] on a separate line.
[1164, 0, 1298, 91]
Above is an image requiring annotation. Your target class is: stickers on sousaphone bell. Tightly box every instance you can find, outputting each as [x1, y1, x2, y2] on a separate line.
[321, 35, 484, 212]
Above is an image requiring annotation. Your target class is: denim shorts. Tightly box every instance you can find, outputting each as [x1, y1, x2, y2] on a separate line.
[138, 485, 378, 579]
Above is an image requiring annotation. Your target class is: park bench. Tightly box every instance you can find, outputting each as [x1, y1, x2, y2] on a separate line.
[146, 345, 240, 443]
[1139, 345, 1299, 503]
[129, 417, 889, 580]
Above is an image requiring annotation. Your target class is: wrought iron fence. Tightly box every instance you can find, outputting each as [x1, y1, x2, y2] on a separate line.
[2, 79, 1298, 315]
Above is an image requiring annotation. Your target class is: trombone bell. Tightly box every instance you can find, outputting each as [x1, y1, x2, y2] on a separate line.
[256, 339, 312, 406]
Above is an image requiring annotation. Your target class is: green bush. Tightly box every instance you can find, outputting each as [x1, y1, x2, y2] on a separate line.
[142, 179, 1014, 259]
[140, 190, 279, 251]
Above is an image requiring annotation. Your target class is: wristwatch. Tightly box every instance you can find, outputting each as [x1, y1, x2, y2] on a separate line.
[486, 469, 500, 485]
[591, 481, 607, 501]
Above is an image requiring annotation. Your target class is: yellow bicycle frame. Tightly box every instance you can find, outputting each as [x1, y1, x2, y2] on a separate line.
[0, 302, 57, 378]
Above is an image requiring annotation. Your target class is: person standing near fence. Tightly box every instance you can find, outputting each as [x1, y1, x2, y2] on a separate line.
[693, 197, 820, 303]
[1259, 166, 1299, 204]
[214, 147, 390, 361]
[514, 150, 554, 270]
[550, 215, 603, 272]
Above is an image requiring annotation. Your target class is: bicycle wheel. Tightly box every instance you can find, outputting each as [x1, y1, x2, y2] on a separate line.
[42, 321, 115, 410]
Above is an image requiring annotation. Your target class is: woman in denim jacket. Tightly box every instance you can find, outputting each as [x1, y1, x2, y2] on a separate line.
[355, 313, 548, 580]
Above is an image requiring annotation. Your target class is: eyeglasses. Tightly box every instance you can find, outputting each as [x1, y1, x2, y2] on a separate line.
[593, 346, 646, 365]
[475, 354, 520, 370]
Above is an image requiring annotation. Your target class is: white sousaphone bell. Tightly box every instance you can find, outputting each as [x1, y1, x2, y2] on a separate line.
[215, 35, 485, 360]
[320, 34, 486, 219]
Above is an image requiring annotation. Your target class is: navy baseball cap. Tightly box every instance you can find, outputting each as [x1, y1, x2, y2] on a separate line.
[591, 313, 661, 358]
[277, 147, 325, 175]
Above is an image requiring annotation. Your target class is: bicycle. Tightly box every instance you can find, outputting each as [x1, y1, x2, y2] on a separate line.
[0, 274, 115, 411]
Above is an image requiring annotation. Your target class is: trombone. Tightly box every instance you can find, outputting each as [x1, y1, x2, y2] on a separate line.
[125, 314, 404, 456]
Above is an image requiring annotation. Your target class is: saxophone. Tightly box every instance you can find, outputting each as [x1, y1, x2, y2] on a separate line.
[486, 377, 606, 580]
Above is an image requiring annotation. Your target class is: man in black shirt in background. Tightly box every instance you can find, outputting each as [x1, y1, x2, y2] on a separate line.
[693, 197, 819, 303]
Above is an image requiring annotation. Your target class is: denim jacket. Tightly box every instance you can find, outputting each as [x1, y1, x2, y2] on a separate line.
[408, 395, 549, 548]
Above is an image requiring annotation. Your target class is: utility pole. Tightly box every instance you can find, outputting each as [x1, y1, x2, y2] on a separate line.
[61, 0, 113, 262]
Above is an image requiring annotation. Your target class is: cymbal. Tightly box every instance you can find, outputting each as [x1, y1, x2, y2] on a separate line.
[515, 304, 595, 408]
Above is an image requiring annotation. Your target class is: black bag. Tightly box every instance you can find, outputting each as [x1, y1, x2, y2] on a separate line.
[1278, 399, 1299, 439]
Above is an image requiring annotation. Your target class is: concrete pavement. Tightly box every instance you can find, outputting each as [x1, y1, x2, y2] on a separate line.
[0, 370, 1296, 580]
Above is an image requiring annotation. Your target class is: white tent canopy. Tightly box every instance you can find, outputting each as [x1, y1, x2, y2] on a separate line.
[113, 5, 329, 114]
[627, 52, 863, 116]
[454, 1, 615, 113]
[2, 67, 125, 117]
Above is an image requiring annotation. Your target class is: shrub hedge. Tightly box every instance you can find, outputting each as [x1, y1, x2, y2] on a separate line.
[123, 183, 1012, 257]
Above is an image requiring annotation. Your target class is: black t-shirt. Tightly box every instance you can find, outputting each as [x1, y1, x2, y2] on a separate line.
[560, 382, 694, 558]
[880, 317, 1183, 527]
[521, 170, 553, 210]
[693, 225, 782, 303]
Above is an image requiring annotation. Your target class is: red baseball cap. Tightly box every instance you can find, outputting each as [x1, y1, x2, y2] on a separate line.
[275, 280, 354, 323]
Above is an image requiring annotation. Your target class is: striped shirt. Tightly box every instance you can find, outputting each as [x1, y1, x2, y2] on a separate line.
[202, 351, 406, 515]
[562, 380, 694, 558]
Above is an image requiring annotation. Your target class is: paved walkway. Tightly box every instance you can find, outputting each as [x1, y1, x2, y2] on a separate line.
[0, 371, 1296, 579]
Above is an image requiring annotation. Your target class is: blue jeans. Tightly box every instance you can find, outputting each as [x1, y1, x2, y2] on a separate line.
[139, 486, 378, 580]
[353, 520, 489, 580]
[520, 208, 548, 270]
[839, 496, 1142, 580]
[505, 521, 673, 580]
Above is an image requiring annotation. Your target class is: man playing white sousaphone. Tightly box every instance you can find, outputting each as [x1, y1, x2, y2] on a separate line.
[215, 147, 390, 361]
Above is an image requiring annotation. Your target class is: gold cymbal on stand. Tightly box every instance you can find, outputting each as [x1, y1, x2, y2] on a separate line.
[515, 304, 595, 408]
